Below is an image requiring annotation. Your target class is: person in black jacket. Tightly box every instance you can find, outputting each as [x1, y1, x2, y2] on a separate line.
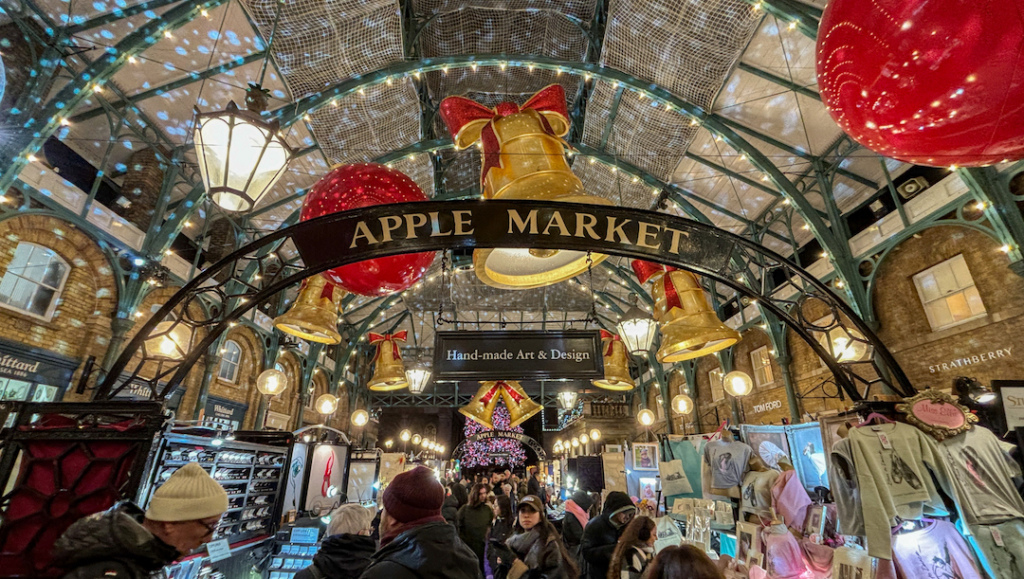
[527, 467, 545, 504]
[443, 482, 465, 529]
[295, 503, 376, 579]
[494, 495, 577, 579]
[561, 490, 593, 566]
[487, 495, 515, 577]
[359, 466, 480, 579]
[580, 492, 636, 579]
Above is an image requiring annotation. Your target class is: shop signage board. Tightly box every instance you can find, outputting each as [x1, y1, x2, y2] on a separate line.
[201, 396, 247, 430]
[434, 330, 602, 381]
[896, 389, 977, 441]
[928, 346, 1012, 374]
[0, 336, 78, 386]
[999, 385, 1024, 430]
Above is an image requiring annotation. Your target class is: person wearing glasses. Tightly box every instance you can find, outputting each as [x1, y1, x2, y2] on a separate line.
[54, 462, 228, 579]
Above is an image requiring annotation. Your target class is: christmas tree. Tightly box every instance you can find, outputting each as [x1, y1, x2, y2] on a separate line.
[461, 401, 527, 468]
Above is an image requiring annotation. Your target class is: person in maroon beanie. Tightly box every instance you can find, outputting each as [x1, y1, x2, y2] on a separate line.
[359, 466, 481, 579]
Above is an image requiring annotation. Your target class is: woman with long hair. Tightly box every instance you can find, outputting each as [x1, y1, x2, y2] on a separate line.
[487, 495, 515, 578]
[607, 516, 657, 579]
[645, 545, 725, 579]
[497, 495, 578, 579]
[459, 482, 495, 574]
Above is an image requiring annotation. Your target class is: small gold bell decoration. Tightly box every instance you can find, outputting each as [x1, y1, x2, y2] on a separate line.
[632, 260, 740, 363]
[439, 85, 613, 290]
[500, 380, 543, 428]
[274, 275, 344, 344]
[459, 381, 505, 429]
[367, 331, 409, 391]
[592, 330, 635, 391]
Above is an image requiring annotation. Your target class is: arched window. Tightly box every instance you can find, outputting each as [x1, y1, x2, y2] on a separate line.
[218, 340, 242, 383]
[0, 242, 69, 320]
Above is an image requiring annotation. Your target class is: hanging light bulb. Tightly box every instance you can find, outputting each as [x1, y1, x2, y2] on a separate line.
[617, 295, 658, 355]
[579, 433, 589, 444]
[406, 362, 432, 394]
[723, 371, 754, 397]
[412, 433, 422, 445]
[351, 409, 369, 427]
[571, 437, 580, 448]
[671, 394, 694, 415]
[384, 439, 394, 449]
[144, 321, 193, 361]
[557, 390, 578, 410]
[589, 429, 601, 441]
[256, 368, 288, 396]
[193, 85, 294, 212]
[400, 429, 411, 442]
[818, 325, 872, 363]
[314, 393, 339, 415]
[637, 408, 656, 426]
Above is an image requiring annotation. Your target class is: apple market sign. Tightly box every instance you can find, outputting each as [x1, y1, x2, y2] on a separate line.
[928, 347, 1012, 374]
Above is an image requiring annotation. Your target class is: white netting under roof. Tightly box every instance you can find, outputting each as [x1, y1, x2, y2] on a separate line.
[309, 80, 422, 165]
[415, 7, 592, 59]
[411, 0, 596, 20]
[388, 152, 437, 197]
[583, 80, 701, 181]
[571, 157, 661, 210]
[243, 0, 404, 99]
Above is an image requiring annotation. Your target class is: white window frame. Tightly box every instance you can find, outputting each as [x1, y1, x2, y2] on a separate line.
[912, 254, 987, 332]
[750, 346, 774, 388]
[0, 242, 70, 321]
[218, 340, 242, 384]
[709, 368, 725, 402]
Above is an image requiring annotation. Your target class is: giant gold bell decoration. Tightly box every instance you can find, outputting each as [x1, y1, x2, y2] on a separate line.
[632, 260, 740, 363]
[367, 331, 409, 391]
[459, 381, 505, 429]
[500, 380, 543, 428]
[274, 275, 344, 344]
[592, 329, 635, 391]
[439, 85, 613, 290]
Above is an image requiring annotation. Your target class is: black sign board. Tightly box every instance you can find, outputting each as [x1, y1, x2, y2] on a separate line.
[202, 396, 248, 430]
[0, 336, 78, 386]
[434, 330, 603, 381]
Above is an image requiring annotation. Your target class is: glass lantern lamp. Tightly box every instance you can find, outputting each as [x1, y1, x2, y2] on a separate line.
[406, 362, 432, 394]
[412, 433, 422, 445]
[637, 408, 656, 427]
[723, 371, 754, 397]
[617, 295, 658, 355]
[256, 368, 288, 396]
[145, 320, 193, 361]
[557, 390, 578, 410]
[193, 84, 294, 212]
[400, 429, 411, 442]
[589, 429, 601, 441]
[819, 325, 872, 363]
[671, 394, 694, 414]
[315, 393, 339, 415]
[351, 409, 369, 427]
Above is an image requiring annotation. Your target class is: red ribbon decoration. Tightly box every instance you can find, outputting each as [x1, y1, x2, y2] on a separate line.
[479, 382, 502, 405]
[630, 260, 677, 284]
[321, 451, 334, 497]
[439, 84, 571, 185]
[599, 329, 622, 356]
[368, 331, 407, 362]
[662, 272, 683, 312]
[500, 381, 525, 403]
[320, 279, 339, 301]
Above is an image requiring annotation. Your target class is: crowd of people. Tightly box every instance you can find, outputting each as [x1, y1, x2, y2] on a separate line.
[52, 463, 729, 579]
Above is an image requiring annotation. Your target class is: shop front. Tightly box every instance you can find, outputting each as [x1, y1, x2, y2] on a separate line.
[0, 337, 77, 405]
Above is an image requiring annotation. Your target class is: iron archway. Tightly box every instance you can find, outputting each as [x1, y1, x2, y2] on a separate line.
[95, 199, 915, 403]
[451, 430, 548, 462]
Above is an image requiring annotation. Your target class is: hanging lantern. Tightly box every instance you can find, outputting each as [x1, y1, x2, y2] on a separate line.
[637, 409, 656, 427]
[367, 331, 408, 391]
[557, 390, 578, 410]
[501, 380, 543, 428]
[315, 393, 339, 415]
[193, 84, 294, 212]
[406, 362, 432, 394]
[459, 381, 504, 429]
[351, 409, 369, 427]
[439, 84, 613, 290]
[400, 429, 411, 442]
[723, 371, 754, 397]
[300, 163, 434, 296]
[144, 320, 193, 361]
[579, 433, 589, 445]
[589, 429, 601, 441]
[671, 394, 694, 415]
[633, 261, 740, 363]
[274, 275, 344, 344]
[593, 329, 636, 391]
[256, 368, 287, 396]
[616, 295, 658, 356]
[818, 324, 872, 363]
[411, 433, 422, 445]
[571, 437, 580, 448]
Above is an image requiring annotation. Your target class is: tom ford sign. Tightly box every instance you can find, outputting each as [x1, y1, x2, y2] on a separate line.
[434, 330, 603, 381]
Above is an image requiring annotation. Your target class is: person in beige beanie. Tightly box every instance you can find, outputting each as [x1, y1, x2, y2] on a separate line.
[54, 462, 228, 579]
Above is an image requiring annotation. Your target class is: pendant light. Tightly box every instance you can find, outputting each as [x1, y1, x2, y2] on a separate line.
[256, 368, 288, 396]
[351, 409, 369, 427]
[193, 84, 294, 212]
[406, 361, 432, 394]
[557, 390, 578, 410]
[315, 393, 339, 415]
[723, 371, 754, 397]
[637, 408, 656, 427]
[616, 295, 658, 355]
[671, 394, 694, 414]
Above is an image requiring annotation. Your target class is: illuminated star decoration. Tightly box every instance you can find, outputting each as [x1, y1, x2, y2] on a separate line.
[461, 401, 527, 468]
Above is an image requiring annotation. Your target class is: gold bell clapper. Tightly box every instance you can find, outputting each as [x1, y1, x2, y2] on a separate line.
[440, 84, 613, 290]
[459, 381, 505, 429]
[592, 330, 636, 391]
[367, 331, 409, 391]
[499, 380, 543, 428]
[632, 260, 740, 363]
[273, 275, 343, 344]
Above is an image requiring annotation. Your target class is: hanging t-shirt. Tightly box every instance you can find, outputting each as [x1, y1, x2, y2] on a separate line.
[703, 439, 752, 489]
[741, 469, 780, 515]
[829, 437, 865, 537]
[892, 520, 983, 579]
[937, 426, 1024, 525]
[848, 422, 948, 560]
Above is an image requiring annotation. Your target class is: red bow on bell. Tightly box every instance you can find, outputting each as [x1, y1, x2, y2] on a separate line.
[630, 260, 677, 284]
[599, 329, 622, 356]
[368, 331, 407, 361]
[319, 279, 340, 301]
[439, 84, 571, 185]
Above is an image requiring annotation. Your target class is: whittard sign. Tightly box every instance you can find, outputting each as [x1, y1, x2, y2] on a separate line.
[434, 331, 603, 381]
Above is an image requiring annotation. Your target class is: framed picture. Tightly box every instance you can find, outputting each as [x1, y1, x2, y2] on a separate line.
[740, 425, 791, 470]
[736, 522, 762, 563]
[787, 422, 830, 492]
[632, 442, 660, 471]
[745, 550, 763, 570]
[804, 504, 826, 536]
[604, 444, 623, 454]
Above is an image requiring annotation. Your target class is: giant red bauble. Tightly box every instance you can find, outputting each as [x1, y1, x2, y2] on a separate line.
[300, 163, 434, 296]
[816, 0, 1024, 167]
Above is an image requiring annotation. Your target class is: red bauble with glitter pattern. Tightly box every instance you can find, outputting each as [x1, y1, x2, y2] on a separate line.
[816, 0, 1024, 167]
[300, 163, 434, 296]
